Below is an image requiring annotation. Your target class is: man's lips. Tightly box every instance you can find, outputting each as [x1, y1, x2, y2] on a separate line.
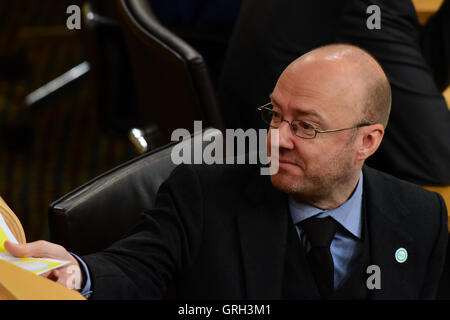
[274, 157, 299, 167]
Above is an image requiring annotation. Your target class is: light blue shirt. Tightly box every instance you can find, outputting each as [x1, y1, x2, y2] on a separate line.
[71, 253, 92, 298]
[289, 172, 363, 290]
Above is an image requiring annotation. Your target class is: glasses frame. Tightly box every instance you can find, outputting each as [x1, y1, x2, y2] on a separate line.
[257, 102, 373, 139]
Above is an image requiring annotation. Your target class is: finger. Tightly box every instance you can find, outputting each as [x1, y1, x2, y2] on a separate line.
[48, 269, 60, 282]
[41, 270, 52, 278]
[40, 269, 60, 281]
[4, 241, 27, 257]
[40, 266, 75, 283]
[4, 240, 55, 258]
[56, 265, 82, 290]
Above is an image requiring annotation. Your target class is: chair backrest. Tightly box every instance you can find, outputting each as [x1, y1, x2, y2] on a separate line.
[82, 1, 140, 136]
[116, 0, 225, 147]
[48, 128, 222, 255]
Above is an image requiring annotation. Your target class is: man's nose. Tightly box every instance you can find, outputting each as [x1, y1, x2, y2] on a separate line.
[278, 121, 295, 150]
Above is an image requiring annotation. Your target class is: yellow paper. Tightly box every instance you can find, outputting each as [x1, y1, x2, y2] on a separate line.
[0, 209, 69, 275]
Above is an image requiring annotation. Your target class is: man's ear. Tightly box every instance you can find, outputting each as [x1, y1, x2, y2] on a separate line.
[356, 124, 384, 161]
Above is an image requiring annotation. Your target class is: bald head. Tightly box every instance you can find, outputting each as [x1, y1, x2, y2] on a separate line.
[283, 44, 392, 128]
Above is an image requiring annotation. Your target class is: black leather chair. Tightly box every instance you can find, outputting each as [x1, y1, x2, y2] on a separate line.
[48, 128, 222, 255]
[82, 1, 140, 137]
[116, 0, 225, 152]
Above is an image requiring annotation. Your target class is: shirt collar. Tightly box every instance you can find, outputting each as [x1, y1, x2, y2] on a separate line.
[289, 172, 363, 239]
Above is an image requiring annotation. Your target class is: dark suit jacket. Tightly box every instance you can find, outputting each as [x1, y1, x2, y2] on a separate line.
[82, 164, 447, 300]
[218, 0, 450, 186]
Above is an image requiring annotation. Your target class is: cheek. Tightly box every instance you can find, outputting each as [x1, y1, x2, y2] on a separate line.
[291, 140, 316, 162]
[293, 140, 332, 170]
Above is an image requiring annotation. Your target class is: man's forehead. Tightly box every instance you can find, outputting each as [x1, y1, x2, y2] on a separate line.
[269, 93, 326, 121]
[274, 57, 363, 109]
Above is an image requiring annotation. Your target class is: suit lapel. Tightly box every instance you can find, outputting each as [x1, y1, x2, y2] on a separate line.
[363, 167, 416, 299]
[237, 170, 289, 299]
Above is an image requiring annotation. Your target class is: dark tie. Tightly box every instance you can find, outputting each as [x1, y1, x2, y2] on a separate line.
[299, 216, 338, 299]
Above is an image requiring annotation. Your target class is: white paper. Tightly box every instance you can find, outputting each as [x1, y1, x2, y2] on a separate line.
[0, 210, 18, 244]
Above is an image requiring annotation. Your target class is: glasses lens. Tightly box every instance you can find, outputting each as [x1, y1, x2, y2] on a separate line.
[292, 120, 316, 139]
[260, 107, 280, 127]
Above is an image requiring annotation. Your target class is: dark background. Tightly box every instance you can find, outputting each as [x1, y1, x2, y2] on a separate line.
[0, 0, 138, 241]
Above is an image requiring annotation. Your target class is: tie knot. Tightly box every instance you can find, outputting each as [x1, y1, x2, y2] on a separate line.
[299, 216, 338, 248]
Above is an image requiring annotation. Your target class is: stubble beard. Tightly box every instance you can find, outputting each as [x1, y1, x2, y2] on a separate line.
[271, 143, 358, 207]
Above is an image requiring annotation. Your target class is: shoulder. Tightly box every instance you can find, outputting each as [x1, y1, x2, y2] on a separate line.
[363, 165, 443, 203]
[363, 165, 446, 228]
[159, 163, 268, 221]
[170, 161, 261, 182]
[165, 162, 263, 193]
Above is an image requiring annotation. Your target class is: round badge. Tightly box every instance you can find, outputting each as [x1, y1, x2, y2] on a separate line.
[395, 248, 408, 263]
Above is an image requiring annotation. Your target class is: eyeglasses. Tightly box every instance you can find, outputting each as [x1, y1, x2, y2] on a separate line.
[257, 102, 372, 139]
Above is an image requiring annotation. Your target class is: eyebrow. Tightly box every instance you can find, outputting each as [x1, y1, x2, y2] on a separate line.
[269, 93, 325, 122]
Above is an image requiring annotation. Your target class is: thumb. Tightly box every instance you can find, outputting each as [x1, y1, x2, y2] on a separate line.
[4, 241, 26, 257]
[4, 240, 54, 258]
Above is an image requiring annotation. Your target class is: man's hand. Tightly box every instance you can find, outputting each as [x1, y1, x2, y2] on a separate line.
[4, 240, 84, 290]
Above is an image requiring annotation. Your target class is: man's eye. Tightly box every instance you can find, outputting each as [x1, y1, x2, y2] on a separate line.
[299, 121, 315, 130]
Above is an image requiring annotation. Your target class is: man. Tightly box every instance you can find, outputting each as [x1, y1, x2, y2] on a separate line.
[219, 0, 450, 186]
[5, 44, 448, 299]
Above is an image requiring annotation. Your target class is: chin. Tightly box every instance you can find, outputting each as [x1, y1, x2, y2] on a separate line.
[270, 171, 304, 195]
